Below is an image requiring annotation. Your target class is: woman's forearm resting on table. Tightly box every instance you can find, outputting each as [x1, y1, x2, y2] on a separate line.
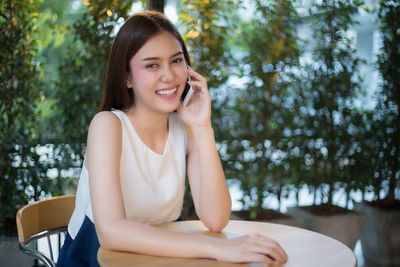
[96, 218, 216, 259]
[96, 219, 288, 264]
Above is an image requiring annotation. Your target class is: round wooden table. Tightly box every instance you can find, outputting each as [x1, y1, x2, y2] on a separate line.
[98, 220, 357, 267]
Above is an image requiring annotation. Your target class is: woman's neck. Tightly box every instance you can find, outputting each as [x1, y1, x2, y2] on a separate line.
[125, 106, 169, 154]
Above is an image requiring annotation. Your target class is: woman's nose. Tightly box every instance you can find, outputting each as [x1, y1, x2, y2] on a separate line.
[160, 65, 174, 82]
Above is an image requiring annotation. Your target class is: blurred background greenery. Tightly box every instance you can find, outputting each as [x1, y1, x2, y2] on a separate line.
[1, 0, 399, 249]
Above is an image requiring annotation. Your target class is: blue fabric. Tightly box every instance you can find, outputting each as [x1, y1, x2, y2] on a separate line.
[57, 233, 89, 267]
[57, 216, 99, 267]
[57, 215, 183, 267]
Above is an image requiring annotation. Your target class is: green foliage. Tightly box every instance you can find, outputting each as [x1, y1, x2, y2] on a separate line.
[291, 0, 365, 205]
[147, 0, 165, 12]
[49, 0, 136, 179]
[179, 0, 233, 88]
[34, 0, 85, 135]
[2, 0, 398, 232]
[0, 0, 54, 236]
[370, 0, 400, 200]
[178, 0, 236, 139]
[178, 0, 237, 217]
[225, 0, 300, 216]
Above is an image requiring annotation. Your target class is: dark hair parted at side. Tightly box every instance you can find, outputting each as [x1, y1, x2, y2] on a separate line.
[100, 11, 191, 111]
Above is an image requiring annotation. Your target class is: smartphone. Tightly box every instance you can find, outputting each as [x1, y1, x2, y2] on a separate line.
[182, 76, 194, 107]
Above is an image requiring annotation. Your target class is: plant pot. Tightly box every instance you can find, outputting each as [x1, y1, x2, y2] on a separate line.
[0, 236, 34, 267]
[354, 201, 400, 267]
[231, 209, 303, 228]
[287, 205, 366, 250]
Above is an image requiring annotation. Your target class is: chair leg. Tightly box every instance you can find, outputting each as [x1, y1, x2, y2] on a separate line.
[58, 233, 62, 253]
[33, 240, 39, 267]
[20, 243, 55, 267]
[46, 236, 54, 262]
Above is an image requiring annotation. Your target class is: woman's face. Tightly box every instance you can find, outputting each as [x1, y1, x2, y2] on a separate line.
[127, 31, 188, 114]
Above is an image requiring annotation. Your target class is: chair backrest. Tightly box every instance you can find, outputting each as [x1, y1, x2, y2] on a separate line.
[16, 195, 75, 266]
[16, 195, 76, 244]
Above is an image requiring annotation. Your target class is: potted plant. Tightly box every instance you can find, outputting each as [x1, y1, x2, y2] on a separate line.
[286, 0, 366, 250]
[353, 1, 400, 266]
[224, 0, 302, 227]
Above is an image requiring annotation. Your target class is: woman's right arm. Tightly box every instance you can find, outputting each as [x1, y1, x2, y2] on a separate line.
[85, 111, 287, 265]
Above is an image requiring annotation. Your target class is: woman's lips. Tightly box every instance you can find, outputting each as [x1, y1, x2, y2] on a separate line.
[156, 85, 178, 99]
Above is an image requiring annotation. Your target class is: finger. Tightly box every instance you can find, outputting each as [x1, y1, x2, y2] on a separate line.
[251, 244, 281, 263]
[251, 253, 273, 265]
[188, 68, 206, 82]
[249, 235, 286, 262]
[256, 241, 288, 262]
[187, 81, 209, 94]
[267, 240, 288, 261]
[254, 234, 288, 261]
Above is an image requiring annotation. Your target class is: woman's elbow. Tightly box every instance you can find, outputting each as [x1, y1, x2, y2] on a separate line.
[95, 222, 118, 250]
[205, 213, 230, 232]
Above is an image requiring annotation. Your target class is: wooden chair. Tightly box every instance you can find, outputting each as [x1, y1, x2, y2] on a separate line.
[16, 195, 75, 267]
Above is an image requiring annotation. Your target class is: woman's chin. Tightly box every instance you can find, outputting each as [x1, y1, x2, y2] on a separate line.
[158, 102, 181, 114]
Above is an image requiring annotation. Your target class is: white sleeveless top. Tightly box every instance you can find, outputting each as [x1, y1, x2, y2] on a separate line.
[68, 110, 187, 239]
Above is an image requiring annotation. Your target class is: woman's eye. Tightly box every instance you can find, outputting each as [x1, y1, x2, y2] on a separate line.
[146, 64, 158, 69]
[172, 58, 183, 64]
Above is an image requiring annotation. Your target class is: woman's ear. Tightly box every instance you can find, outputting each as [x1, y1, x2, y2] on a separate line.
[127, 78, 133, 89]
[126, 73, 133, 89]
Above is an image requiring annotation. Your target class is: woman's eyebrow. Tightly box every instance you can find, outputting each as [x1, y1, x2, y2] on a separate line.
[141, 51, 183, 61]
[170, 51, 183, 58]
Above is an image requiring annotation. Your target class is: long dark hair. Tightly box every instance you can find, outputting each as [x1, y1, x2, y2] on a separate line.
[100, 11, 191, 111]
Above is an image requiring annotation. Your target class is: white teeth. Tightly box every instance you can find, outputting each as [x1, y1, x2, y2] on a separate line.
[156, 88, 177, 96]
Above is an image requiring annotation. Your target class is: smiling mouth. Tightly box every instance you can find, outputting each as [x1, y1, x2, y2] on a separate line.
[156, 86, 177, 96]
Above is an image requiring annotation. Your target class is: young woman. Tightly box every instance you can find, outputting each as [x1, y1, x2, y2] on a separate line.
[57, 11, 288, 267]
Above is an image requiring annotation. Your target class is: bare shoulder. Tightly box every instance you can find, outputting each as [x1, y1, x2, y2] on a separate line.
[86, 111, 122, 169]
[87, 111, 122, 147]
[88, 111, 121, 134]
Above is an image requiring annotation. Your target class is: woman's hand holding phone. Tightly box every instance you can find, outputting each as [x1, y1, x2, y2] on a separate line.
[178, 68, 211, 128]
[182, 76, 194, 107]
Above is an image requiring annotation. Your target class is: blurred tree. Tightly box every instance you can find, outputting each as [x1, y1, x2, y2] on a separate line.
[179, 0, 233, 87]
[342, 109, 374, 207]
[49, 0, 136, 190]
[3, 0, 389, 230]
[179, 0, 235, 137]
[147, 0, 165, 12]
[178, 0, 237, 218]
[371, 0, 400, 201]
[0, 0, 52, 236]
[298, 0, 363, 205]
[225, 0, 300, 217]
[34, 0, 85, 139]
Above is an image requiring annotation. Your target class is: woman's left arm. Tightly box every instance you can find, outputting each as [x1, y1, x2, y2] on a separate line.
[178, 68, 231, 232]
